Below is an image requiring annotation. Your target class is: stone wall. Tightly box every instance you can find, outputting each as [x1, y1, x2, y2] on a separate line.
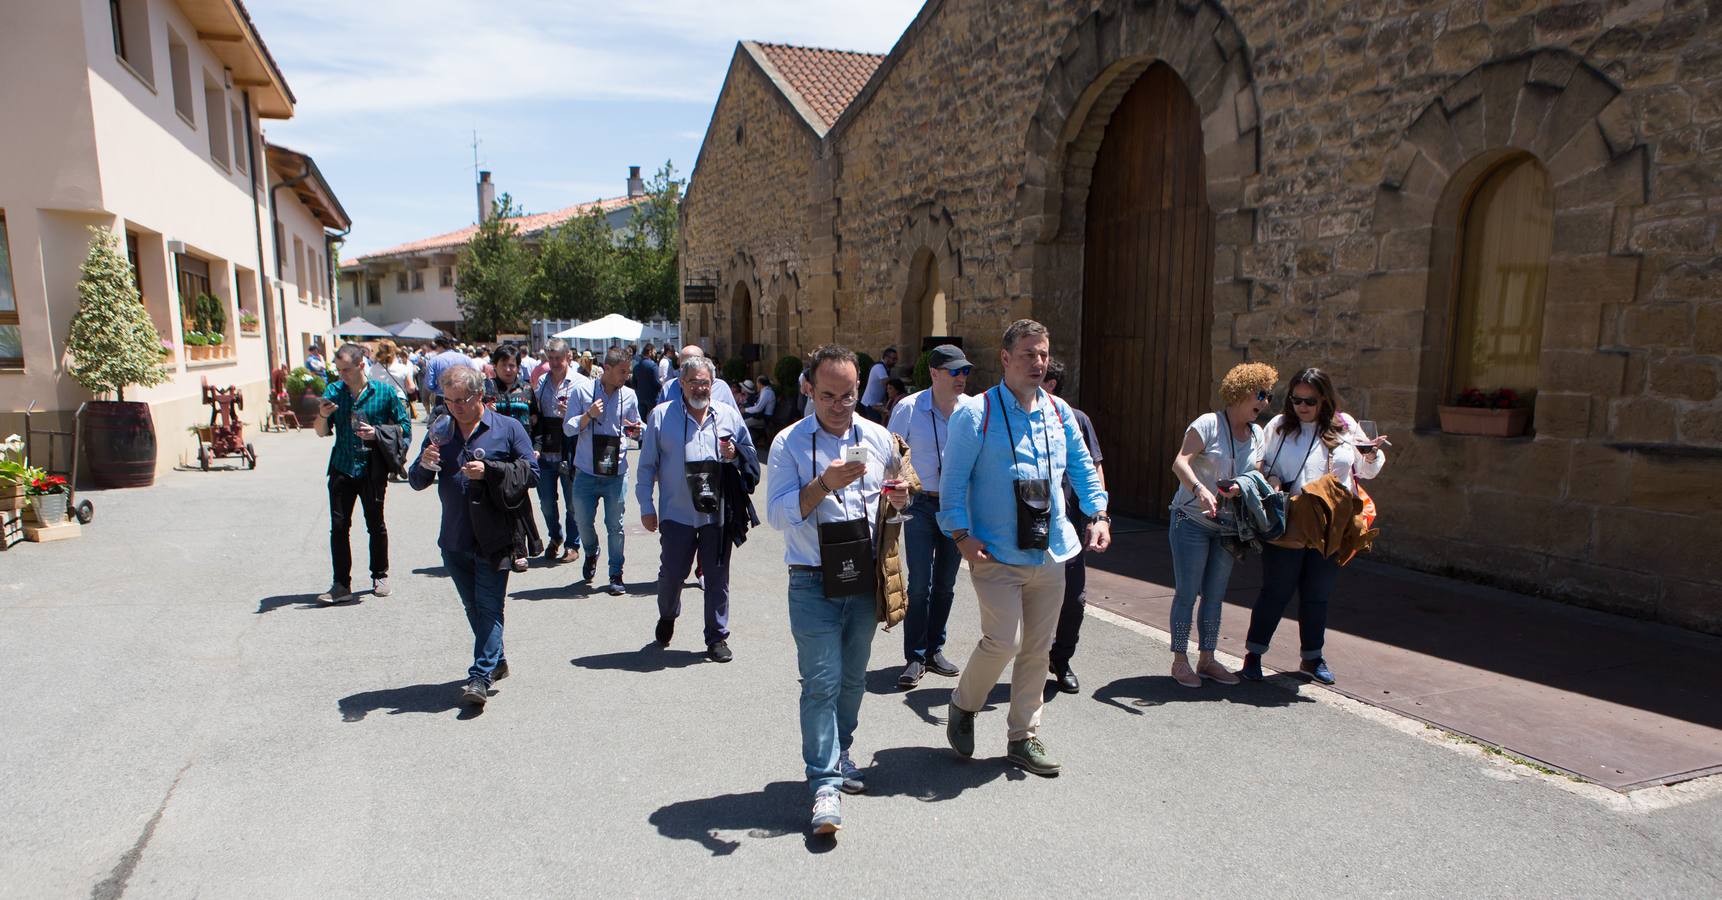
[682, 0, 1722, 632]
[678, 47, 822, 369]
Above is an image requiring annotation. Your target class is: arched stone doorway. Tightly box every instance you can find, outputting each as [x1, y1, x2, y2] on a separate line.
[901, 246, 949, 357]
[729, 281, 754, 365]
[1081, 63, 1212, 519]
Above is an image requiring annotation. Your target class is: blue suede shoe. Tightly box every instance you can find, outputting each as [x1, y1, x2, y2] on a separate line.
[1240, 653, 1264, 682]
[1301, 658, 1335, 685]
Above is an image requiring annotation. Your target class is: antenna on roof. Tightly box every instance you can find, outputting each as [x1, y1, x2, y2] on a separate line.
[471, 130, 481, 183]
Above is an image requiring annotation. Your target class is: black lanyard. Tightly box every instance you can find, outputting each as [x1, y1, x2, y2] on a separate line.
[925, 397, 945, 463]
[682, 407, 720, 460]
[1268, 423, 1323, 489]
[582, 384, 617, 433]
[994, 386, 1051, 482]
[811, 424, 863, 521]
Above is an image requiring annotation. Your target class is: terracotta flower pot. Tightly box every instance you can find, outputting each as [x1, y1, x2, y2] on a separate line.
[1438, 405, 1530, 437]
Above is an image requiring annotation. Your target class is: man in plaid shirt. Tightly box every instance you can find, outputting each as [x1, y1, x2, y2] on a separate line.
[314, 343, 411, 603]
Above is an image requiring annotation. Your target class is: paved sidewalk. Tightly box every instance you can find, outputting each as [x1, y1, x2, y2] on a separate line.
[1085, 522, 1722, 790]
[0, 429, 1718, 897]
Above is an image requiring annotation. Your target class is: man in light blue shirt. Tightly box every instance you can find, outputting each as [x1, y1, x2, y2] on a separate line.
[936, 319, 1110, 777]
[767, 345, 909, 835]
[636, 357, 756, 661]
[659, 344, 740, 411]
[423, 336, 476, 412]
[886, 343, 977, 689]
[566, 346, 641, 595]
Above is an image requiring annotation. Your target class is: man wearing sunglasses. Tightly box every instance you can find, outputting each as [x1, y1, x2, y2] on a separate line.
[886, 344, 977, 688]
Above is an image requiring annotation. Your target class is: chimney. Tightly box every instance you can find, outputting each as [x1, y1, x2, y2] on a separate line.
[477, 170, 496, 222]
[627, 165, 645, 199]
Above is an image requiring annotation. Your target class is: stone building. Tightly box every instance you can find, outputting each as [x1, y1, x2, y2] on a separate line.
[680, 0, 1722, 634]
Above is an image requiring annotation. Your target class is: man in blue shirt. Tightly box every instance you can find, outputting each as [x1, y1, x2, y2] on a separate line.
[937, 319, 1110, 776]
[423, 336, 477, 413]
[767, 345, 909, 835]
[313, 344, 410, 604]
[635, 356, 757, 661]
[409, 366, 539, 707]
[530, 340, 588, 564]
[632, 341, 662, 411]
[566, 346, 641, 594]
[886, 343, 976, 688]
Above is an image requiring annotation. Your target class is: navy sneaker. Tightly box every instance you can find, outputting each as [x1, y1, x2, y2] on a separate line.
[1240, 653, 1264, 682]
[1301, 658, 1335, 685]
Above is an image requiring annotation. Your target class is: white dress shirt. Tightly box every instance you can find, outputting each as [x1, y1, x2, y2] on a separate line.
[886, 388, 977, 491]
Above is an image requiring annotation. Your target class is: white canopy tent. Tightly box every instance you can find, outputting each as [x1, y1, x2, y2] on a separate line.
[550, 313, 648, 354]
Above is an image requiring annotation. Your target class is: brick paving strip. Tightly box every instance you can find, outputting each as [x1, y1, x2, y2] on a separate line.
[1085, 520, 1722, 791]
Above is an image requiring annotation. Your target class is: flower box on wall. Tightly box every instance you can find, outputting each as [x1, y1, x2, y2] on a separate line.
[1438, 405, 1530, 437]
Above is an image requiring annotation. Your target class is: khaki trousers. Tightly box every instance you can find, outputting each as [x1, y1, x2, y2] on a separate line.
[952, 557, 1067, 741]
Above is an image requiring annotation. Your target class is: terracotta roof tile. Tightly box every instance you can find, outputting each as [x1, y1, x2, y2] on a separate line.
[350, 194, 642, 263]
[753, 42, 886, 130]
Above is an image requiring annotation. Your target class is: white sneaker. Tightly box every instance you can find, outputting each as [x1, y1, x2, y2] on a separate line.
[837, 751, 866, 794]
[372, 577, 391, 597]
[810, 788, 842, 834]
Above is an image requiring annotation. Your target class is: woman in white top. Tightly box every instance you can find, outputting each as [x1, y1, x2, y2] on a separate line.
[368, 341, 418, 418]
[1241, 368, 1386, 685]
[1166, 362, 1277, 688]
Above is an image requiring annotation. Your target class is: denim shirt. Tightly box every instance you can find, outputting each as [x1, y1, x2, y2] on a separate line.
[408, 408, 539, 553]
[634, 398, 755, 528]
[936, 385, 1107, 566]
[564, 380, 640, 478]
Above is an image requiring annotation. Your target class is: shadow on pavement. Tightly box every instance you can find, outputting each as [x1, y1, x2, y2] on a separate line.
[338, 680, 485, 722]
[410, 566, 448, 578]
[513, 581, 657, 602]
[257, 592, 367, 614]
[901, 682, 1009, 726]
[1090, 674, 1315, 715]
[649, 751, 1026, 855]
[570, 644, 708, 673]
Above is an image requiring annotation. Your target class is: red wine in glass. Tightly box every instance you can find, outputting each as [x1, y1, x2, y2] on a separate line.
[882, 478, 910, 523]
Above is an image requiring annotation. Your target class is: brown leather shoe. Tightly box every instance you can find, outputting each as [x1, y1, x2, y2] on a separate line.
[1197, 660, 1241, 685]
[559, 548, 580, 564]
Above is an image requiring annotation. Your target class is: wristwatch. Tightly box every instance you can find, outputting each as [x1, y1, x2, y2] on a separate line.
[1092, 513, 1111, 523]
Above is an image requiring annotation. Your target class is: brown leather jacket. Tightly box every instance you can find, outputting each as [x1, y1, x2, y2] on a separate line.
[1271, 473, 1377, 565]
[874, 432, 921, 626]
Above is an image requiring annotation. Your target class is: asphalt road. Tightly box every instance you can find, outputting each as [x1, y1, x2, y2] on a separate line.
[2, 428, 1718, 897]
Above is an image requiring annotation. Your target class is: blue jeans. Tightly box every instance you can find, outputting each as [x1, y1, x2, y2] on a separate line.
[787, 569, 875, 796]
[1167, 511, 1235, 654]
[534, 456, 579, 551]
[442, 549, 510, 684]
[1246, 544, 1340, 660]
[573, 470, 626, 577]
[902, 494, 961, 664]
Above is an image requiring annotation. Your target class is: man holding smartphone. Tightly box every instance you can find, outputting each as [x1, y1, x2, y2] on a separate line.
[936, 320, 1110, 776]
[313, 343, 410, 603]
[767, 345, 910, 834]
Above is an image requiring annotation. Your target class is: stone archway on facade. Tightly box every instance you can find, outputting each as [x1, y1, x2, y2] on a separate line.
[761, 261, 801, 365]
[1013, 0, 1261, 518]
[1369, 49, 1649, 436]
[888, 202, 963, 364]
[717, 250, 761, 362]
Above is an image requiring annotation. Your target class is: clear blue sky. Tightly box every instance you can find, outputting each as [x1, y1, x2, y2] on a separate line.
[248, 0, 924, 257]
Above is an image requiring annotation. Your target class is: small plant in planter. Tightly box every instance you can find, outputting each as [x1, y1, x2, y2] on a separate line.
[0, 434, 28, 511]
[239, 310, 260, 333]
[1439, 387, 1530, 437]
[25, 470, 70, 526]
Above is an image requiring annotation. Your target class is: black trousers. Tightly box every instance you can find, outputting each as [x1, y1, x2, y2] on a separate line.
[330, 471, 388, 585]
[1050, 511, 1088, 670]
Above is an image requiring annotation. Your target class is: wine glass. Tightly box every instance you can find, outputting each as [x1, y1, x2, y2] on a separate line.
[1356, 419, 1390, 448]
[882, 478, 911, 524]
[424, 414, 451, 471]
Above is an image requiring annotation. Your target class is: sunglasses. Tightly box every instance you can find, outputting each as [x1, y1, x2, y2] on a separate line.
[1289, 396, 1320, 408]
[1255, 390, 1271, 402]
[947, 366, 974, 377]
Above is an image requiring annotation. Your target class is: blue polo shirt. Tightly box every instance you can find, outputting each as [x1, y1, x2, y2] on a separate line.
[936, 385, 1107, 566]
[407, 408, 539, 553]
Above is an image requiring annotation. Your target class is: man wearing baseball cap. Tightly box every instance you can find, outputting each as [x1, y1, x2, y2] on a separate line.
[886, 344, 978, 688]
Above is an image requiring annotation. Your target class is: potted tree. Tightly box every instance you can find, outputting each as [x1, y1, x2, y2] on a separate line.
[1439, 387, 1530, 437]
[65, 227, 169, 488]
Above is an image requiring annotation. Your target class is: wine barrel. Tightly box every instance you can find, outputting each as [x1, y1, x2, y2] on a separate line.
[83, 400, 157, 488]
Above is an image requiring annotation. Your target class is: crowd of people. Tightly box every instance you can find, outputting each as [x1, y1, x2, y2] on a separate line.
[307, 318, 1387, 837]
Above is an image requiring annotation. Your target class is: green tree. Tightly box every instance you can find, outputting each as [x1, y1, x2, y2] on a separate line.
[532, 208, 616, 320]
[65, 227, 167, 402]
[612, 161, 682, 322]
[455, 193, 533, 340]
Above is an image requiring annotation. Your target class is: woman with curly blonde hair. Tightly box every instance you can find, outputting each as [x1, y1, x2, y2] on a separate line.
[1165, 361, 1278, 688]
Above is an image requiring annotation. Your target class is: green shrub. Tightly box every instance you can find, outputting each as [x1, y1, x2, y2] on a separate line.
[912, 350, 932, 390]
[721, 357, 749, 386]
[194, 292, 225, 335]
[207, 331, 224, 346]
[286, 366, 326, 397]
[182, 332, 209, 347]
[772, 354, 803, 394]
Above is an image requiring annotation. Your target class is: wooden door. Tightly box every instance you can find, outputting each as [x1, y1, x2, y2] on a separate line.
[1080, 63, 1213, 520]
